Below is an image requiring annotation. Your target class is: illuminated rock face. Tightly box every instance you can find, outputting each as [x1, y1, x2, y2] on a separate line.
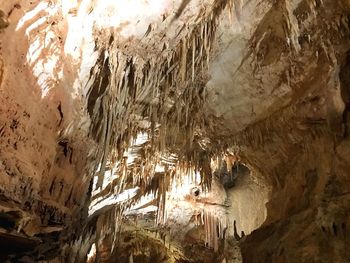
[0, 0, 350, 262]
[0, 1, 97, 259]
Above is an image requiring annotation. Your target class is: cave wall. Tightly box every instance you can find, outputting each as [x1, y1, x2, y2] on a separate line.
[1, 0, 350, 262]
[234, 0, 350, 258]
[0, 1, 96, 258]
[240, 135, 350, 263]
[226, 167, 269, 237]
[204, 0, 350, 262]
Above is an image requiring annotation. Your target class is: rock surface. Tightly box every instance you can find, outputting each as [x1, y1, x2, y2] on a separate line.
[0, 0, 349, 262]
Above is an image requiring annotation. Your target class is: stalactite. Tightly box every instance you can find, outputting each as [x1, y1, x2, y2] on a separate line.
[86, 0, 233, 195]
[195, 209, 227, 252]
[84, 1, 241, 255]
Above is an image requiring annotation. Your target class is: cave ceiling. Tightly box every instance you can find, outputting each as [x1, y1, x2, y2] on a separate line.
[0, 0, 350, 262]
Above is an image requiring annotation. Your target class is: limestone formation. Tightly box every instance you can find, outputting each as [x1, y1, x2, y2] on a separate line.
[0, 0, 349, 262]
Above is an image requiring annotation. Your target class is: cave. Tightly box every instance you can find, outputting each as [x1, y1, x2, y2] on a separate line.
[0, 0, 350, 262]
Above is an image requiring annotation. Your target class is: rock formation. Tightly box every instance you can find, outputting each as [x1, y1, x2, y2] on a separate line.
[0, 0, 349, 262]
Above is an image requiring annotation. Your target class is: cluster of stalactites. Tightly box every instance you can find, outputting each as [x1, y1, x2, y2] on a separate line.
[85, 0, 241, 254]
[85, 0, 236, 194]
[194, 210, 227, 252]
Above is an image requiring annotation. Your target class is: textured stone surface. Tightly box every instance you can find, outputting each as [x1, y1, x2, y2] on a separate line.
[0, 0, 350, 262]
[0, 1, 96, 259]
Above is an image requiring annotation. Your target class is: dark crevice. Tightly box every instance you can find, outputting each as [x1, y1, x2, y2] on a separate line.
[339, 51, 350, 137]
[57, 102, 63, 126]
[58, 140, 69, 157]
[217, 161, 250, 189]
[86, 52, 111, 139]
[332, 223, 337, 236]
[0, 211, 20, 230]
